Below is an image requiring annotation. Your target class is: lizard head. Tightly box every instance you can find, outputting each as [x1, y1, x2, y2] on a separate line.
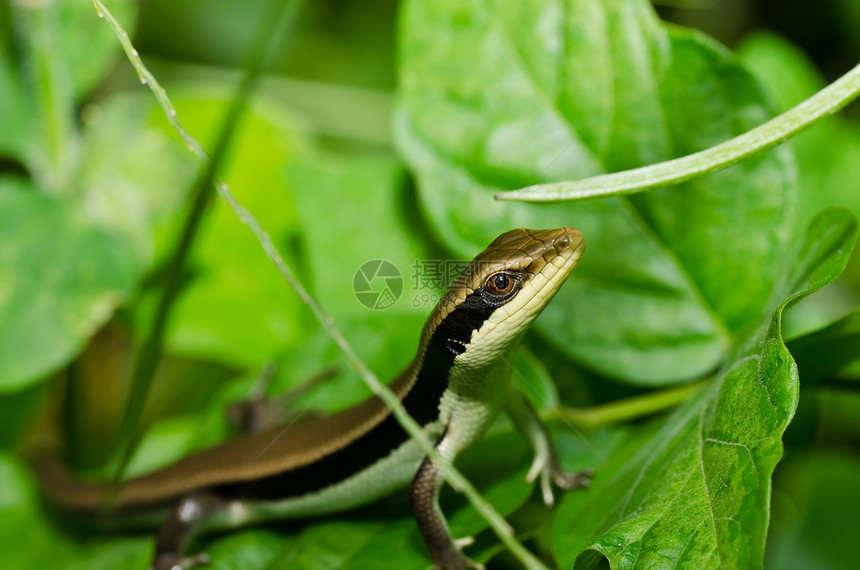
[426, 227, 584, 361]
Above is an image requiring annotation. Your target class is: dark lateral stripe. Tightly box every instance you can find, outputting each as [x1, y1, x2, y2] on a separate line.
[439, 294, 495, 355]
[210, 285, 504, 503]
[215, 335, 452, 501]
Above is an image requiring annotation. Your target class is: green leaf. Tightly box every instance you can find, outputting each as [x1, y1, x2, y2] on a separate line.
[396, 0, 796, 384]
[0, 452, 152, 570]
[551, 208, 857, 569]
[262, 518, 430, 570]
[0, 48, 31, 162]
[0, 453, 77, 570]
[78, 93, 198, 267]
[287, 151, 436, 318]
[283, 150, 445, 395]
[737, 32, 860, 231]
[736, 31, 860, 305]
[58, 0, 137, 99]
[510, 346, 560, 411]
[0, 179, 135, 391]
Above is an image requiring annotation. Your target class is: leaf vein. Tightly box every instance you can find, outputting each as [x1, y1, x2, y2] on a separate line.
[699, 408, 724, 570]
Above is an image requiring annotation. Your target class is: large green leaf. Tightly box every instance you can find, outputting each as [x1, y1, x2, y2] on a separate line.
[551, 208, 857, 569]
[395, 0, 796, 384]
[0, 179, 135, 391]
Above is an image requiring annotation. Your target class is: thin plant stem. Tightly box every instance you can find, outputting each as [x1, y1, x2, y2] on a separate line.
[93, 2, 548, 567]
[550, 380, 708, 430]
[497, 62, 860, 202]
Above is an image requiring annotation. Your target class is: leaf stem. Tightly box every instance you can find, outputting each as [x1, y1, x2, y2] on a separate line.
[552, 379, 708, 430]
[496, 62, 860, 202]
[93, 2, 548, 567]
[11, 0, 78, 194]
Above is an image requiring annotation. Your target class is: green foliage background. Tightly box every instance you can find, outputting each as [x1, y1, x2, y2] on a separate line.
[1, 0, 860, 568]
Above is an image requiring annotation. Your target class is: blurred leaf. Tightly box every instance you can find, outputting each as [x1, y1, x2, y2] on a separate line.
[282, 150, 442, 401]
[137, 0, 266, 69]
[0, 47, 30, 162]
[0, 385, 41, 450]
[510, 346, 559, 411]
[0, 453, 79, 570]
[808, 389, 860, 446]
[137, 0, 397, 91]
[0, 178, 135, 391]
[0, 453, 152, 570]
[737, 32, 860, 228]
[396, 0, 796, 385]
[736, 33, 825, 111]
[78, 93, 198, 267]
[766, 450, 860, 570]
[137, 91, 311, 367]
[287, 151, 434, 318]
[58, 0, 137, 99]
[736, 32, 860, 325]
[552, 208, 857, 569]
[264, 518, 431, 570]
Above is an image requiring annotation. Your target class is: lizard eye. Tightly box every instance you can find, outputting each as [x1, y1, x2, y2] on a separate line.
[486, 272, 515, 296]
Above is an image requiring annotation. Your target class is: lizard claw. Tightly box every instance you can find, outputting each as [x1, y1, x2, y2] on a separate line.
[527, 450, 593, 507]
[452, 536, 476, 550]
[452, 537, 485, 570]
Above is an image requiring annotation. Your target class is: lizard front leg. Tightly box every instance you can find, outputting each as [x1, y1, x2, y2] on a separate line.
[505, 388, 592, 507]
[408, 434, 483, 570]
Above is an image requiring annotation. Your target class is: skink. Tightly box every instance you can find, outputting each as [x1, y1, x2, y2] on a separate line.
[32, 227, 589, 570]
